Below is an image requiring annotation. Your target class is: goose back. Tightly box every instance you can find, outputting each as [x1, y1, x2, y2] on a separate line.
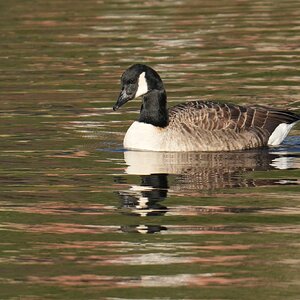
[165, 101, 299, 151]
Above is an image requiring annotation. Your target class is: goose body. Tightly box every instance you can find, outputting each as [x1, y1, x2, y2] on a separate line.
[113, 64, 300, 152]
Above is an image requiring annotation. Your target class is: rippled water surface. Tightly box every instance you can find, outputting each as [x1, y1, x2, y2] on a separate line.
[1, 0, 300, 299]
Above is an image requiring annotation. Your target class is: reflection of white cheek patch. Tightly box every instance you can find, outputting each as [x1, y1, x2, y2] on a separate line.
[135, 72, 148, 98]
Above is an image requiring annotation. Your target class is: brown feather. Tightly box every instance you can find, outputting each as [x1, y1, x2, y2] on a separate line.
[167, 101, 299, 151]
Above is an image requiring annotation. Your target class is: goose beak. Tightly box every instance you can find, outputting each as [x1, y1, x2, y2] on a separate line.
[113, 90, 132, 111]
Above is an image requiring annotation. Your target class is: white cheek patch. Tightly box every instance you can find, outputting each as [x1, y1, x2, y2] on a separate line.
[135, 72, 148, 98]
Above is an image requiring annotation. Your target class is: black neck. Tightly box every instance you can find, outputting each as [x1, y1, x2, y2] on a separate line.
[139, 89, 169, 128]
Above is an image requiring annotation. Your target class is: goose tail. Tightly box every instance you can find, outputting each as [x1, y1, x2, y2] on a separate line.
[266, 109, 300, 146]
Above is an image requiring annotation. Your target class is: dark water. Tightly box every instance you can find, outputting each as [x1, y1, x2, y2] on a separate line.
[1, 0, 300, 299]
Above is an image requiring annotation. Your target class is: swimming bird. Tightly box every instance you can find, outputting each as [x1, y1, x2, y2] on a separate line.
[113, 64, 300, 151]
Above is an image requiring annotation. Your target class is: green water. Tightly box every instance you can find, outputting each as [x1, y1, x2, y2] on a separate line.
[1, 0, 300, 299]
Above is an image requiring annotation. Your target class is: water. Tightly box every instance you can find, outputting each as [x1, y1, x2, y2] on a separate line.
[1, 0, 300, 299]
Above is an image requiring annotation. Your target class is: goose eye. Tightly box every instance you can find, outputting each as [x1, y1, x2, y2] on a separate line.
[127, 83, 136, 94]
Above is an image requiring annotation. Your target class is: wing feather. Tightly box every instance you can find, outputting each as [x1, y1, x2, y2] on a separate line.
[169, 101, 299, 134]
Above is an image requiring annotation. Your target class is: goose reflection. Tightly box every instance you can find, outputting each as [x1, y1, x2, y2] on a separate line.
[116, 148, 299, 233]
[125, 149, 299, 188]
[119, 173, 169, 217]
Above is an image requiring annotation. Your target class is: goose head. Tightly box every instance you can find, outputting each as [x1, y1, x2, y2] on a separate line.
[113, 64, 164, 111]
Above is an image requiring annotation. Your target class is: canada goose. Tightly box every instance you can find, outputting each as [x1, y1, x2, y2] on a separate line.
[113, 64, 300, 151]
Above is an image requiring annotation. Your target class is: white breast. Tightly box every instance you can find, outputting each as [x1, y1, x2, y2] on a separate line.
[124, 121, 166, 151]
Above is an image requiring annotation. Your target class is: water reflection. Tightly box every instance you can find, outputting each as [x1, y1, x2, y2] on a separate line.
[118, 174, 168, 216]
[1, 0, 300, 296]
[115, 149, 299, 234]
[124, 148, 298, 177]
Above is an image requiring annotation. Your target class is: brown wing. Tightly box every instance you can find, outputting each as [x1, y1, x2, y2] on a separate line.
[166, 101, 299, 150]
[169, 101, 299, 134]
